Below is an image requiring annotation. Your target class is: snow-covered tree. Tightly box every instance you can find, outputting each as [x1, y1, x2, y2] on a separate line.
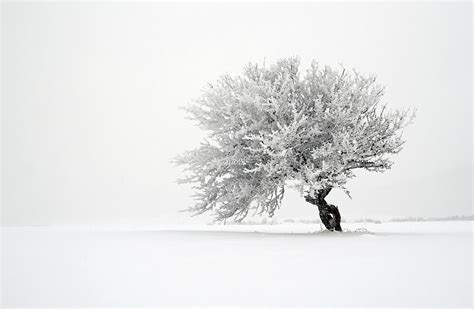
[175, 57, 414, 231]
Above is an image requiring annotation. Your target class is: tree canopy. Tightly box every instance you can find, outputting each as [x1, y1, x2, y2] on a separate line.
[175, 57, 414, 222]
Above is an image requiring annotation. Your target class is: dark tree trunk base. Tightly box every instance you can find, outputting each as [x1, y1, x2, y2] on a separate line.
[305, 188, 342, 231]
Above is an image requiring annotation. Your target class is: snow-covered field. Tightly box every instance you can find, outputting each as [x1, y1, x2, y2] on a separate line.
[2, 221, 473, 307]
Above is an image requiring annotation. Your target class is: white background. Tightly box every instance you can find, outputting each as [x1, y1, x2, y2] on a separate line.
[2, 2, 472, 226]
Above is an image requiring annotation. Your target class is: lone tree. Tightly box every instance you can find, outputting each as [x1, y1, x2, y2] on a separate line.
[175, 58, 414, 231]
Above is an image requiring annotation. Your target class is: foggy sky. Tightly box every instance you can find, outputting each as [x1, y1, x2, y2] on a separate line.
[2, 2, 472, 225]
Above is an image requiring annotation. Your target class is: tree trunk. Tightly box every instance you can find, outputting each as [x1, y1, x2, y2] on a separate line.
[305, 188, 342, 231]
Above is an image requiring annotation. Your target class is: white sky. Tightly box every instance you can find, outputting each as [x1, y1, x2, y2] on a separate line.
[2, 2, 472, 225]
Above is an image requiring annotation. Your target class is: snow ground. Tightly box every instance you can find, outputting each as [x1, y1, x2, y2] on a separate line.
[2, 221, 473, 307]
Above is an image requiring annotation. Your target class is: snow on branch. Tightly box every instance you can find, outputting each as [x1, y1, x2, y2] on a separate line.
[174, 57, 415, 222]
